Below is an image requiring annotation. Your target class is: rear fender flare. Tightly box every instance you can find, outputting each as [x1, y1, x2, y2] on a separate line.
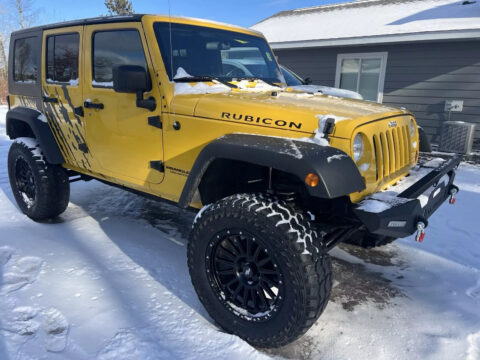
[6, 107, 64, 164]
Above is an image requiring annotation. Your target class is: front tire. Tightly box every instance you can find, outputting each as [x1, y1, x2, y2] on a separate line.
[188, 193, 332, 348]
[8, 139, 70, 221]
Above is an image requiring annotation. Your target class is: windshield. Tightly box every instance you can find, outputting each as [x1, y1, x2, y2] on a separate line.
[154, 22, 285, 85]
[281, 66, 304, 86]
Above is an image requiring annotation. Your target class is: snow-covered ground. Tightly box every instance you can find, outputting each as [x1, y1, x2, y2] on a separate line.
[0, 105, 479, 360]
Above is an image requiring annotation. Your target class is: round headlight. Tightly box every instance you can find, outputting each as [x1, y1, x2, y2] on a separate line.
[410, 120, 416, 138]
[353, 134, 364, 163]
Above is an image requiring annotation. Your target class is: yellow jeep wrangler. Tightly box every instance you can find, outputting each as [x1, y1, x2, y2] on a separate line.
[6, 14, 460, 347]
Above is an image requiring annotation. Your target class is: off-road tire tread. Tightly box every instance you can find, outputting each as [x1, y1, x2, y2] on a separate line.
[8, 139, 70, 221]
[188, 193, 332, 348]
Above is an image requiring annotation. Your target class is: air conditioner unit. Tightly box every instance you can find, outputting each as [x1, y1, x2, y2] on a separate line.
[438, 121, 476, 154]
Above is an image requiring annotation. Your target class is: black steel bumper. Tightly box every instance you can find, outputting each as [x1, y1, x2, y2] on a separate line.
[353, 155, 461, 238]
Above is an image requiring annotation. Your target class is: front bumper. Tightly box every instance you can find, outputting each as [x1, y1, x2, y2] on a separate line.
[353, 154, 461, 238]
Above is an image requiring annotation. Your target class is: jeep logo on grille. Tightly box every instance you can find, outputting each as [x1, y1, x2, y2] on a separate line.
[388, 120, 397, 128]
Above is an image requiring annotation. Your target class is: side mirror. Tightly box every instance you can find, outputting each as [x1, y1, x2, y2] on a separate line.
[304, 77, 313, 85]
[112, 65, 156, 111]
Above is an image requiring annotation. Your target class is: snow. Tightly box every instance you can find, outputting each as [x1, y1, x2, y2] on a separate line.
[192, 203, 212, 225]
[173, 67, 192, 80]
[357, 158, 455, 213]
[423, 157, 447, 168]
[297, 114, 348, 147]
[37, 113, 48, 123]
[92, 80, 113, 88]
[233, 79, 281, 92]
[252, 0, 480, 45]
[327, 154, 348, 163]
[15, 80, 36, 84]
[14, 137, 44, 163]
[357, 191, 412, 213]
[289, 85, 363, 100]
[0, 105, 479, 359]
[174, 81, 232, 95]
[358, 163, 370, 172]
[46, 79, 79, 86]
[173, 79, 281, 95]
[316, 113, 349, 133]
[173, 67, 282, 95]
[298, 129, 330, 146]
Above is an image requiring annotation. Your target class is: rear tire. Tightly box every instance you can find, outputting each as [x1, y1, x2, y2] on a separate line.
[188, 193, 332, 348]
[8, 139, 70, 221]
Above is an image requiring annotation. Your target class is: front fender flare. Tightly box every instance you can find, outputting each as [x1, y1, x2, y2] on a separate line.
[178, 133, 365, 207]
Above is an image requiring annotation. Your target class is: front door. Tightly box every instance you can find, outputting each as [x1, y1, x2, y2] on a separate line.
[82, 23, 164, 187]
[42, 26, 96, 171]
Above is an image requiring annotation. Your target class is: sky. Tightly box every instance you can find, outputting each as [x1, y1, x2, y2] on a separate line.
[32, 0, 349, 28]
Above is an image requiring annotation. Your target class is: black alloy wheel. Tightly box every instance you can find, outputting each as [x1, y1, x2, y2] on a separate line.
[207, 229, 284, 321]
[14, 156, 36, 205]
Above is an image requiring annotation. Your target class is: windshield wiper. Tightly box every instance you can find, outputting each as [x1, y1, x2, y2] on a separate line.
[174, 76, 238, 89]
[235, 77, 283, 88]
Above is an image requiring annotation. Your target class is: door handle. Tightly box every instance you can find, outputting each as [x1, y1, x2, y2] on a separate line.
[84, 101, 104, 110]
[43, 96, 58, 103]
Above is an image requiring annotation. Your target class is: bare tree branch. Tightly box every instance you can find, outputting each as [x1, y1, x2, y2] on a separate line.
[16, 0, 25, 28]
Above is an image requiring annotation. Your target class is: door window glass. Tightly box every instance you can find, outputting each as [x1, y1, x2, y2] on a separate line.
[46, 33, 80, 84]
[92, 30, 147, 87]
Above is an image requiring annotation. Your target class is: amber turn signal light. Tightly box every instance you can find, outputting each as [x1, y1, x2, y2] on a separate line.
[305, 173, 319, 187]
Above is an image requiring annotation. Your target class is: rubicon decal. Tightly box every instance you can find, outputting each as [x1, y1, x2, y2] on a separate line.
[221, 112, 302, 130]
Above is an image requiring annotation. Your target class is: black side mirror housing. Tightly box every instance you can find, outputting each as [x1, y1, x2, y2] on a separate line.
[112, 65, 156, 111]
[113, 65, 149, 93]
[304, 77, 313, 85]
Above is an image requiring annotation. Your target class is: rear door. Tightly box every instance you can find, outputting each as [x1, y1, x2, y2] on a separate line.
[82, 23, 164, 187]
[42, 26, 96, 170]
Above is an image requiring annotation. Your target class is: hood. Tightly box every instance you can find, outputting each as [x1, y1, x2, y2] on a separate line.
[171, 89, 405, 137]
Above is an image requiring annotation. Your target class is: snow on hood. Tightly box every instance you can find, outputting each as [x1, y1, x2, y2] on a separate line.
[289, 85, 363, 100]
[174, 82, 232, 95]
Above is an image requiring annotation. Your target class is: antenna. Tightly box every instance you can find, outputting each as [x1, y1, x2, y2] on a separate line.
[168, 0, 176, 119]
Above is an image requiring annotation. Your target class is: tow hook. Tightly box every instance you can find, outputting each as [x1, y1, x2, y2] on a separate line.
[415, 222, 426, 243]
[449, 188, 458, 205]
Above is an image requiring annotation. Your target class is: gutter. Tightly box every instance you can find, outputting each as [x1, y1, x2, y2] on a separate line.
[267, 29, 480, 49]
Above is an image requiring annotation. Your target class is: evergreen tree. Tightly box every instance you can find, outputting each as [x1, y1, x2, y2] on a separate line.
[104, 0, 134, 15]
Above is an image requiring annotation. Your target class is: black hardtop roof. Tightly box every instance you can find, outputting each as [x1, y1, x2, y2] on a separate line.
[11, 14, 145, 36]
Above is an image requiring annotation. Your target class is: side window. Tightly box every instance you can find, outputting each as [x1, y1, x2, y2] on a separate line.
[46, 33, 80, 85]
[14, 37, 38, 83]
[92, 29, 147, 87]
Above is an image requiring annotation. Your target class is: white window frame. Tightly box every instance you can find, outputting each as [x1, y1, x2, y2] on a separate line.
[335, 52, 388, 103]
